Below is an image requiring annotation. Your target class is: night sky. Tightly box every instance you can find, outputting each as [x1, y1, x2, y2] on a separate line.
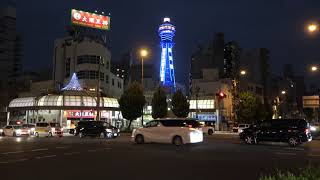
[7, 0, 320, 87]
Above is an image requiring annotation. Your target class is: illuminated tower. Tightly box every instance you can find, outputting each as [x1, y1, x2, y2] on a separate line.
[159, 17, 176, 93]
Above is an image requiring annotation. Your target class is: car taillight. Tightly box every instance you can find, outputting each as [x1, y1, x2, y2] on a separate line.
[288, 129, 292, 133]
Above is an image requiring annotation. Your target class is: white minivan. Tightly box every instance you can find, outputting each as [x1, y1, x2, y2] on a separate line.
[132, 119, 203, 146]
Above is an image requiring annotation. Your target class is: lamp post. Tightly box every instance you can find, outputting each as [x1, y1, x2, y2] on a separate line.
[232, 70, 247, 124]
[96, 57, 104, 121]
[140, 49, 148, 126]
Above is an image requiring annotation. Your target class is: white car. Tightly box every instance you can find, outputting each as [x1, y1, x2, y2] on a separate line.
[132, 119, 203, 146]
[233, 124, 250, 133]
[0, 125, 22, 137]
[198, 121, 215, 135]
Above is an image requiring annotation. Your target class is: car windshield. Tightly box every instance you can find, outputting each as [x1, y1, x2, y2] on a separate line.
[49, 123, 60, 127]
[13, 126, 22, 129]
[36, 123, 49, 127]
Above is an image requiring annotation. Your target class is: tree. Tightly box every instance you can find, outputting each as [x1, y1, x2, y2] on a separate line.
[152, 86, 167, 119]
[118, 82, 146, 130]
[172, 90, 190, 118]
[238, 91, 259, 124]
[224, 41, 241, 79]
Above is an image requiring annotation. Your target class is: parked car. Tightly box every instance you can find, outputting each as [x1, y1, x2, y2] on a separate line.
[239, 119, 312, 147]
[233, 124, 250, 133]
[74, 121, 106, 138]
[132, 118, 203, 146]
[197, 121, 215, 135]
[49, 123, 63, 137]
[21, 124, 35, 135]
[0, 125, 22, 137]
[103, 122, 120, 138]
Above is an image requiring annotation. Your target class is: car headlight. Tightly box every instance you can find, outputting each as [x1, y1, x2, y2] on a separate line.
[189, 130, 203, 143]
[106, 129, 112, 133]
[31, 128, 35, 131]
[239, 129, 243, 133]
[15, 129, 21, 134]
[61, 128, 64, 131]
[0, 129, 3, 133]
[51, 128, 55, 132]
[310, 126, 317, 132]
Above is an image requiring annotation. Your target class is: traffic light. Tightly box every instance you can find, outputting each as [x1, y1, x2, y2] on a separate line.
[216, 92, 227, 99]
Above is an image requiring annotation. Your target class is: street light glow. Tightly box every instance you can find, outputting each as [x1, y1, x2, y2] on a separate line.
[140, 49, 148, 57]
[311, 66, 318, 72]
[281, 90, 286, 95]
[308, 23, 318, 33]
[240, 70, 246, 75]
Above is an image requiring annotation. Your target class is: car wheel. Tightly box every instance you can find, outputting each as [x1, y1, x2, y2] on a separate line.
[79, 132, 84, 138]
[100, 132, 106, 138]
[135, 134, 144, 144]
[288, 137, 299, 147]
[244, 136, 255, 145]
[172, 136, 183, 146]
[208, 129, 214, 135]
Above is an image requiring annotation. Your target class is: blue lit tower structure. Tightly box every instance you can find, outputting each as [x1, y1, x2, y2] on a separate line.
[159, 17, 176, 93]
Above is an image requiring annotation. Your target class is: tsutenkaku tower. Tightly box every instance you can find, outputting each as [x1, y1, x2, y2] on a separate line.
[158, 17, 176, 93]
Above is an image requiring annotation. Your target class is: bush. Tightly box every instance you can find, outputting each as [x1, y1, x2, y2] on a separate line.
[260, 166, 320, 180]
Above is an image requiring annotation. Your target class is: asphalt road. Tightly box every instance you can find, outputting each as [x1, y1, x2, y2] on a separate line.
[0, 134, 319, 180]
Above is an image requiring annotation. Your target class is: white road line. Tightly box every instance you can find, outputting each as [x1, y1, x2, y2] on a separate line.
[1, 151, 24, 155]
[308, 154, 320, 157]
[10, 158, 28, 163]
[35, 155, 56, 159]
[274, 152, 297, 156]
[31, 148, 48, 152]
[0, 161, 9, 164]
[55, 147, 68, 149]
[64, 152, 80, 156]
[283, 147, 304, 151]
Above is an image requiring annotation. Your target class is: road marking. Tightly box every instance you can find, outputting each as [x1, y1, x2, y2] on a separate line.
[1, 151, 24, 155]
[35, 155, 56, 159]
[283, 147, 304, 151]
[308, 154, 320, 157]
[55, 146, 68, 149]
[274, 152, 297, 156]
[0, 161, 8, 164]
[31, 148, 48, 152]
[10, 158, 28, 163]
[64, 152, 80, 156]
[88, 149, 97, 152]
[103, 148, 112, 150]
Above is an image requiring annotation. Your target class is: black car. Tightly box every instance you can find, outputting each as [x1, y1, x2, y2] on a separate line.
[103, 122, 120, 138]
[74, 121, 106, 138]
[239, 119, 312, 147]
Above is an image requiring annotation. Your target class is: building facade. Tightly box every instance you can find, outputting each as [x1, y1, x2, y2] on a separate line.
[0, 6, 22, 125]
[53, 35, 123, 98]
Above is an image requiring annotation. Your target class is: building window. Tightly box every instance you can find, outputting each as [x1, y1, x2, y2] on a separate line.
[106, 75, 109, 83]
[65, 58, 70, 78]
[77, 70, 104, 80]
[112, 79, 114, 86]
[106, 61, 109, 70]
[77, 55, 104, 65]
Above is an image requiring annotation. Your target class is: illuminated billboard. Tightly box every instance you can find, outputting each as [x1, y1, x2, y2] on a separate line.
[71, 9, 110, 30]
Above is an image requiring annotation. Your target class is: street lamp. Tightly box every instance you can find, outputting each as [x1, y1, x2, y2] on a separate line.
[140, 49, 148, 127]
[240, 70, 247, 76]
[308, 23, 318, 33]
[311, 65, 318, 72]
[140, 49, 148, 87]
[281, 90, 286, 95]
